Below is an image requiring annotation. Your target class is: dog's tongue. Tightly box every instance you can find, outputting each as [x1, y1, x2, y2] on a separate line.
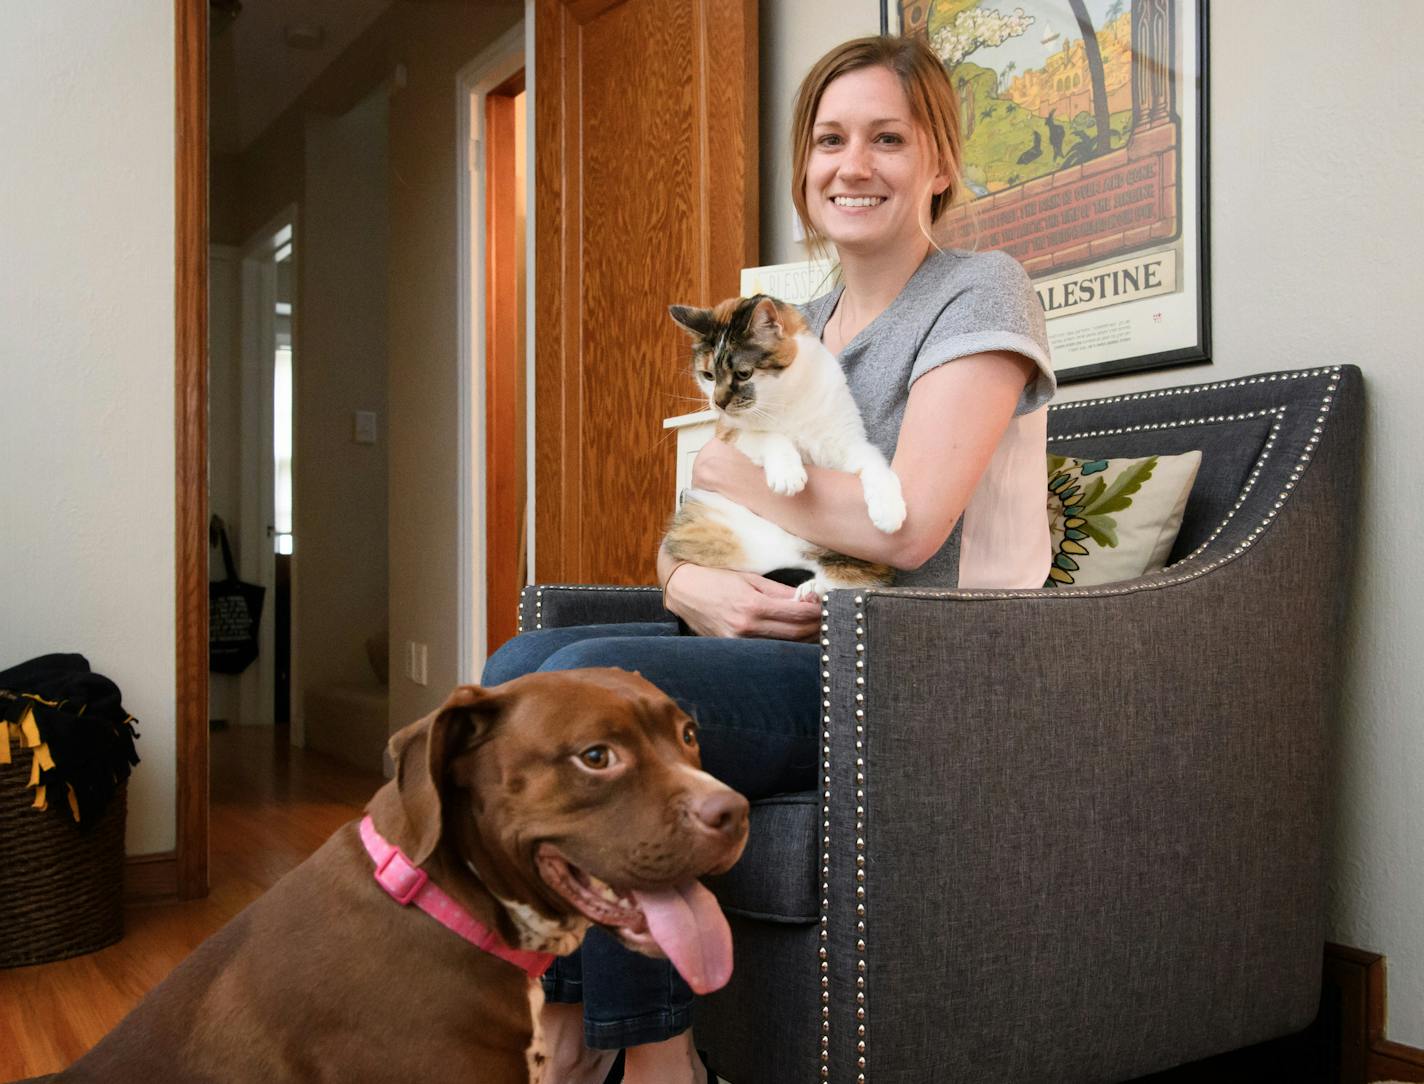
[632, 880, 733, 994]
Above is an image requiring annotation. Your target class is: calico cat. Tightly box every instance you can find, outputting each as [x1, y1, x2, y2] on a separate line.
[663, 294, 905, 600]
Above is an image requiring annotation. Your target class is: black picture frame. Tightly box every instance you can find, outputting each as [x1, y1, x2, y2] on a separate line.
[887, 0, 1211, 383]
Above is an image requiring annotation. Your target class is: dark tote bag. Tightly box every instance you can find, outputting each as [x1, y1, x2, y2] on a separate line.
[209, 517, 265, 675]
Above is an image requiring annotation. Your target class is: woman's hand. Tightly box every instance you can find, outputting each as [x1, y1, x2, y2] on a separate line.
[664, 562, 821, 641]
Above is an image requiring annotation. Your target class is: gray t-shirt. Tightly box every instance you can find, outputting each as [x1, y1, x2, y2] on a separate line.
[800, 247, 1055, 587]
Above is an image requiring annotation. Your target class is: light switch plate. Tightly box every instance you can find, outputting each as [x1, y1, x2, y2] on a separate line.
[406, 641, 428, 686]
[354, 411, 378, 444]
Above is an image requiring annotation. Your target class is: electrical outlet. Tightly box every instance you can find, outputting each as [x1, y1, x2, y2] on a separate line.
[406, 641, 428, 686]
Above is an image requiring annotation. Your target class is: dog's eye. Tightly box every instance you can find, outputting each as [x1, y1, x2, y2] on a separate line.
[577, 745, 617, 771]
[682, 723, 698, 747]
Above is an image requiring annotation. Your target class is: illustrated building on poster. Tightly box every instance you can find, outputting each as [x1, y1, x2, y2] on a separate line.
[896, 0, 1207, 379]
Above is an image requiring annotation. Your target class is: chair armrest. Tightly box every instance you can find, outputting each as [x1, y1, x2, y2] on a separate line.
[518, 584, 673, 631]
[819, 567, 1334, 1081]
[815, 378, 1361, 1082]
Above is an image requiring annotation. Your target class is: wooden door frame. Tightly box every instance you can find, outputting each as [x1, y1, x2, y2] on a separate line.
[483, 71, 526, 660]
[455, 23, 526, 683]
[174, 0, 209, 900]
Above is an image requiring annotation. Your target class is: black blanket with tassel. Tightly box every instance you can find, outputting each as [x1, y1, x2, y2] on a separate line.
[0, 653, 140, 825]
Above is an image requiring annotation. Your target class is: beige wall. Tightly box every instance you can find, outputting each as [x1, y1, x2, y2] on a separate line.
[220, 0, 521, 739]
[1, 4, 176, 853]
[384, 2, 523, 734]
[762, 1, 1424, 1048]
[297, 87, 391, 708]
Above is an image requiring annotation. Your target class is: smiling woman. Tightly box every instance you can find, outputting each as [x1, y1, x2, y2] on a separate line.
[486, 32, 1057, 1084]
[792, 38, 962, 264]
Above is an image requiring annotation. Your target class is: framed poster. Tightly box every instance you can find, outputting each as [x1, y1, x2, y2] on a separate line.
[887, 0, 1210, 382]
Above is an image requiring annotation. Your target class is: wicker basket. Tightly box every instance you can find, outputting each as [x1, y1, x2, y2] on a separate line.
[0, 743, 126, 968]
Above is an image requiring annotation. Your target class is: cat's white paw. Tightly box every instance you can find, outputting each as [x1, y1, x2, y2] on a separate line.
[866, 485, 907, 533]
[795, 578, 826, 602]
[764, 458, 808, 496]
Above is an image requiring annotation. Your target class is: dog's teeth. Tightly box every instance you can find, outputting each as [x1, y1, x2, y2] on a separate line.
[587, 876, 621, 904]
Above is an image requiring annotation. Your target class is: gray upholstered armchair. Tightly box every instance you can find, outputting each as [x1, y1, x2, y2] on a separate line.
[518, 364, 1363, 1083]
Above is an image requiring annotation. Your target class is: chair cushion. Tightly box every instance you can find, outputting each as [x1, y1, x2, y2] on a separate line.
[1044, 450, 1202, 587]
[707, 792, 819, 923]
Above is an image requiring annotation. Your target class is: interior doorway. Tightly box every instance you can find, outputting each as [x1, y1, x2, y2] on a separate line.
[237, 215, 294, 735]
[184, 1, 531, 901]
[458, 23, 529, 680]
[209, 5, 394, 775]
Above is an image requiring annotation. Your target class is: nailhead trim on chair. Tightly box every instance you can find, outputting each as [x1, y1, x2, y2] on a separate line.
[1048, 406, 1289, 568]
[525, 368, 1344, 1082]
[819, 605, 832, 1078]
[834, 366, 1343, 1082]
[852, 596, 867, 1083]
[877, 367, 1343, 602]
[818, 595, 871, 1082]
[528, 585, 661, 630]
[1047, 405, 1283, 443]
[1047, 365, 1342, 412]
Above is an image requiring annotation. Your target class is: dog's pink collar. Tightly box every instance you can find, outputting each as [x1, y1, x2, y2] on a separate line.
[359, 815, 555, 978]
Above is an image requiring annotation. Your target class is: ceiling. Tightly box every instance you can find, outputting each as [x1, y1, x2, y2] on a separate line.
[209, 0, 396, 156]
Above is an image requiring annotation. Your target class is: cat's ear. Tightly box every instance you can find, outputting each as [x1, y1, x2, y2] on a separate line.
[669, 305, 715, 340]
[748, 296, 785, 341]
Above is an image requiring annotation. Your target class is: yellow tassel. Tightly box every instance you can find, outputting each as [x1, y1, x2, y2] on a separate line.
[67, 785, 81, 822]
[0, 721, 10, 766]
[32, 783, 47, 810]
[20, 707, 41, 748]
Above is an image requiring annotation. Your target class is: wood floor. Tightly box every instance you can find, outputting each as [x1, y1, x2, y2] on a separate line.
[0, 723, 384, 1080]
[0, 724, 1364, 1084]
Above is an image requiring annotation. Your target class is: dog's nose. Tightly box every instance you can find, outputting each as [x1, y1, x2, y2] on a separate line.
[693, 789, 749, 839]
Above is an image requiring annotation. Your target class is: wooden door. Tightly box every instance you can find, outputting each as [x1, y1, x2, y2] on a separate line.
[535, 0, 758, 585]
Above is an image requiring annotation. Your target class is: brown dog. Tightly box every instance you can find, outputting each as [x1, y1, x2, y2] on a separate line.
[51, 669, 749, 1083]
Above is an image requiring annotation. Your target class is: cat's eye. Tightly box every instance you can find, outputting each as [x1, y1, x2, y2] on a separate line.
[735, 369, 753, 382]
[697, 370, 713, 381]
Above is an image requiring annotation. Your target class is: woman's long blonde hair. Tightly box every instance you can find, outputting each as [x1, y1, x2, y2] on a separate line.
[790, 35, 964, 252]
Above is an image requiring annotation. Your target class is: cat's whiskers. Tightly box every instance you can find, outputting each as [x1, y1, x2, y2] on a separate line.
[736, 404, 777, 428]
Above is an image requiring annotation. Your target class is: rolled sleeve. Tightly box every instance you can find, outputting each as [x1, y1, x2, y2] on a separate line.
[908, 250, 1056, 416]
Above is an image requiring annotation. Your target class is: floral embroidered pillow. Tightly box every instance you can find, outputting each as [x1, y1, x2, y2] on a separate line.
[1045, 450, 1202, 588]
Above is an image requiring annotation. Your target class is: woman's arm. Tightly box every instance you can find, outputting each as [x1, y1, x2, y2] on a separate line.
[692, 350, 1037, 570]
[657, 544, 822, 640]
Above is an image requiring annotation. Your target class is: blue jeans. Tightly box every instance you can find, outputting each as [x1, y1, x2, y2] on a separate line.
[481, 623, 819, 1049]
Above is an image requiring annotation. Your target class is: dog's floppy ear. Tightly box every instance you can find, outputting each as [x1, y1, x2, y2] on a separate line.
[384, 685, 503, 866]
